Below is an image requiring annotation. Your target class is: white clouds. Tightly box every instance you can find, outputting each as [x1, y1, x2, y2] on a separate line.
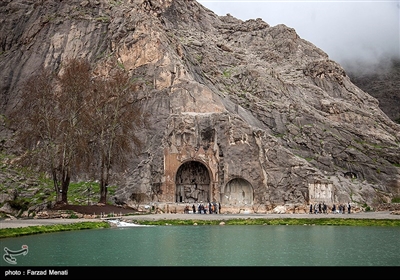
[198, 0, 400, 73]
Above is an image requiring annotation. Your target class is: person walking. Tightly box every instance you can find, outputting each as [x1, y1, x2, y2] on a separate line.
[213, 202, 218, 214]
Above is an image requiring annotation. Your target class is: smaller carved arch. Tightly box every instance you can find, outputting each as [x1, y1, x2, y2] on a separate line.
[221, 178, 254, 206]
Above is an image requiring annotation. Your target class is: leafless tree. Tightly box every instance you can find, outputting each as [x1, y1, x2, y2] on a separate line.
[56, 58, 92, 204]
[10, 59, 92, 205]
[10, 67, 64, 201]
[10, 58, 145, 205]
[88, 66, 144, 204]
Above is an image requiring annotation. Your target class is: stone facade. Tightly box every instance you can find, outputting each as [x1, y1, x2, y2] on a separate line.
[142, 112, 330, 211]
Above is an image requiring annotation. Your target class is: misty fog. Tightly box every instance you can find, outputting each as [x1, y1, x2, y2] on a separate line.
[199, 0, 400, 75]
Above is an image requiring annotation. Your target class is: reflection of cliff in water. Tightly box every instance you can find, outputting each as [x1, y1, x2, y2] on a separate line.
[175, 161, 210, 203]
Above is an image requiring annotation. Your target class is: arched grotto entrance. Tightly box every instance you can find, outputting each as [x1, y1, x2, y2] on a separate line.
[222, 178, 253, 206]
[175, 161, 211, 203]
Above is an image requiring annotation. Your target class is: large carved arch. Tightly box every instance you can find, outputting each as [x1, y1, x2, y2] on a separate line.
[175, 161, 211, 203]
[222, 178, 254, 206]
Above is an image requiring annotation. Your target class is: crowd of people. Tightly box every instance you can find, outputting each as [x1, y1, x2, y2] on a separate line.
[184, 202, 221, 214]
[309, 202, 351, 214]
[183, 201, 352, 215]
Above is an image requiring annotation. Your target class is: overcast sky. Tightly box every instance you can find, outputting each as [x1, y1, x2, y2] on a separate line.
[198, 0, 400, 74]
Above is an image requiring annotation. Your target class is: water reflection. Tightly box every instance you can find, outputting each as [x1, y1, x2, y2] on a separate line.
[1, 225, 399, 266]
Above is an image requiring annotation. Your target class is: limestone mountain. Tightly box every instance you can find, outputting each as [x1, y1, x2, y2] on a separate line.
[1, 0, 399, 212]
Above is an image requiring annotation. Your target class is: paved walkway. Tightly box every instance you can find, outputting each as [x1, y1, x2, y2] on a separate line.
[1, 211, 399, 229]
[127, 211, 400, 221]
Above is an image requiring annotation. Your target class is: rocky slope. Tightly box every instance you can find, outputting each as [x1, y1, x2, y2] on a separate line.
[0, 0, 399, 213]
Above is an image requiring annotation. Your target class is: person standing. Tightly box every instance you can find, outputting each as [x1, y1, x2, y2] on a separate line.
[218, 202, 221, 214]
[309, 204, 313, 214]
[192, 204, 196, 214]
[347, 202, 351, 214]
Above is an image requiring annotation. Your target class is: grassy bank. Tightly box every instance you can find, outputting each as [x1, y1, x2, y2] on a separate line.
[1, 218, 399, 239]
[0, 221, 110, 239]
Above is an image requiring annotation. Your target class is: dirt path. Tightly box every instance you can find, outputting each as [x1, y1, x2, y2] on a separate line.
[52, 204, 137, 215]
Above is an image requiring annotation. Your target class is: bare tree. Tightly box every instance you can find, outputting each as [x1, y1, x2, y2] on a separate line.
[88, 66, 144, 204]
[55, 58, 92, 204]
[10, 68, 64, 202]
[10, 59, 92, 205]
[11, 58, 145, 206]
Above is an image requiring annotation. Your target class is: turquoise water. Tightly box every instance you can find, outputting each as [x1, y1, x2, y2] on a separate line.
[1, 225, 399, 266]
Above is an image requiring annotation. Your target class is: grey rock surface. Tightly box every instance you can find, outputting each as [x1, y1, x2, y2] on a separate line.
[0, 0, 399, 213]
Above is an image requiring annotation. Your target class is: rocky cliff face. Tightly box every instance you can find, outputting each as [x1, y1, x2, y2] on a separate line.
[1, 0, 399, 212]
